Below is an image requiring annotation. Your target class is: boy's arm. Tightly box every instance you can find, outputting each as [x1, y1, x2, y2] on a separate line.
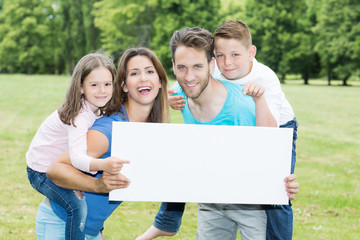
[243, 82, 277, 127]
[168, 81, 186, 110]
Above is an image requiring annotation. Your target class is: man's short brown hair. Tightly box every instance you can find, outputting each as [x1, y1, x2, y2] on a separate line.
[170, 27, 214, 63]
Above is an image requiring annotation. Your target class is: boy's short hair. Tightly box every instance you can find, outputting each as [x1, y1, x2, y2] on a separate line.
[214, 20, 252, 49]
[170, 27, 214, 63]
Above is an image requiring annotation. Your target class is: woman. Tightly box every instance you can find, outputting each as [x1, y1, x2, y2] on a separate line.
[37, 48, 183, 239]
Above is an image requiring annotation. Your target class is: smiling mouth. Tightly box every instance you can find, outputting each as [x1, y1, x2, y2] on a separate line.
[186, 83, 197, 87]
[138, 86, 152, 94]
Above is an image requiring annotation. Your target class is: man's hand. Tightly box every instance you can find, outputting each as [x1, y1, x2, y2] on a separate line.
[284, 174, 299, 200]
[168, 88, 185, 110]
[96, 172, 131, 193]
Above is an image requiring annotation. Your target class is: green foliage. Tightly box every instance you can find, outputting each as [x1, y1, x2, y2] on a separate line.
[0, 0, 358, 81]
[151, 0, 221, 74]
[219, 0, 246, 22]
[244, 0, 313, 81]
[0, 0, 58, 73]
[93, 0, 155, 60]
[314, 0, 360, 85]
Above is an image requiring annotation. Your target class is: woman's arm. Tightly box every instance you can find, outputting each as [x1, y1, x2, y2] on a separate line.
[47, 129, 130, 193]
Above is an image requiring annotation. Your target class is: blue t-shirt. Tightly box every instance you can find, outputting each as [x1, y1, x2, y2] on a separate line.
[51, 107, 129, 236]
[173, 79, 255, 126]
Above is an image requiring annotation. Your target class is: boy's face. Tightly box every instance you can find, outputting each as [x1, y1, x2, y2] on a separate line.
[215, 38, 256, 80]
[173, 46, 214, 99]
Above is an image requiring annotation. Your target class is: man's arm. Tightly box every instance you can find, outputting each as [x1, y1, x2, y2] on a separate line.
[47, 129, 130, 193]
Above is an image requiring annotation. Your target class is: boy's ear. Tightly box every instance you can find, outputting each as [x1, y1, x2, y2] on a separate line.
[249, 45, 257, 61]
[209, 57, 215, 75]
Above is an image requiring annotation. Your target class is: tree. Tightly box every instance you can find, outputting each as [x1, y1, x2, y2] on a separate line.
[244, 0, 310, 83]
[0, 0, 60, 73]
[59, 0, 101, 74]
[151, 0, 221, 74]
[314, 0, 360, 85]
[93, 0, 155, 61]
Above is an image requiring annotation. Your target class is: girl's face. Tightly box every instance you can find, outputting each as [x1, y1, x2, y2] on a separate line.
[123, 55, 161, 107]
[81, 67, 113, 113]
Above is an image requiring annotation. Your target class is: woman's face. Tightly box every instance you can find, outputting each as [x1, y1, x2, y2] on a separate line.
[123, 55, 161, 107]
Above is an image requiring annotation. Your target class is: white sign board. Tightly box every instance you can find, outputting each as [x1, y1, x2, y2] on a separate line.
[109, 122, 293, 204]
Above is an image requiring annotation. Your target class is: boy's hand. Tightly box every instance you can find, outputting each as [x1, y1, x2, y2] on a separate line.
[284, 174, 299, 200]
[168, 89, 185, 110]
[242, 82, 265, 101]
[103, 157, 130, 175]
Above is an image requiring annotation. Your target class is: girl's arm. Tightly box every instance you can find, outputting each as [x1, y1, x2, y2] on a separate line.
[243, 82, 277, 127]
[47, 129, 130, 193]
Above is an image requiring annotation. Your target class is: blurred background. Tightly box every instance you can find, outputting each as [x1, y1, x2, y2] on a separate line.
[0, 0, 359, 85]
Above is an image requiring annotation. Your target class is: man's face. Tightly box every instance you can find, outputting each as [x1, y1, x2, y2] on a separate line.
[173, 46, 213, 99]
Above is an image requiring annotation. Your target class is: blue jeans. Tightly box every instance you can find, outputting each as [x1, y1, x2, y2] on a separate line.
[265, 118, 298, 240]
[36, 198, 101, 240]
[27, 166, 87, 240]
[153, 202, 185, 233]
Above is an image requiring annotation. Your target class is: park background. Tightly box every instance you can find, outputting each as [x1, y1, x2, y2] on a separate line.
[0, 0, 359, 239]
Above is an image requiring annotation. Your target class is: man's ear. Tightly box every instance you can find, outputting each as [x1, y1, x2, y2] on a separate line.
[249, 45, 257, 61]
[172, 59, 176, 75]
[209, 57, 215, 75]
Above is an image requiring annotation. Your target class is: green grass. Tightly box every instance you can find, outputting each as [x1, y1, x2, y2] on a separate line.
[0, 74, 359, 239]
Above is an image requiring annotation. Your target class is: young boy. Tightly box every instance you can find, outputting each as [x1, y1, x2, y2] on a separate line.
[168, 21, 298, 240]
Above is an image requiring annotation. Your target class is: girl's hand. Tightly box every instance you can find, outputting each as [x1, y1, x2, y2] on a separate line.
[103, 157, 129, 175]
[168, 89, 185, 110]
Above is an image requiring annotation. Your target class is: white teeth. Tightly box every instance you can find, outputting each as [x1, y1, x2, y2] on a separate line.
[138, 87, 151, 91]
[186, 83, 196, 87]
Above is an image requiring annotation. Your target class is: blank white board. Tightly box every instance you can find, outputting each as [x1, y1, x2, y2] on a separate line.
[109, 122, 293, 204]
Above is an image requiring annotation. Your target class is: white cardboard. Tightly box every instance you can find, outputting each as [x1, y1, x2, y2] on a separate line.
[109, 122, 293, 204]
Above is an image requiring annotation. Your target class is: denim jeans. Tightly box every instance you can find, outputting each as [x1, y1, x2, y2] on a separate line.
[27, 166, 87, 240]
[36, 198, 101, 240]
[153, 202, 185, 233]
[197, 203, 266, 240]
[265, 118, 298, 240]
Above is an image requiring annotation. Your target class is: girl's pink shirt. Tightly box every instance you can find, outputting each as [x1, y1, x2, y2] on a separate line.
[26, 101, 100, 173]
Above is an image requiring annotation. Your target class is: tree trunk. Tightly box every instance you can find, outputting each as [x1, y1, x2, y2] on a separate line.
[343, 75, 350, 86]
[280, 73, 286, 84]
[327, 71, 331, 85]
[303, 72, 309, 85]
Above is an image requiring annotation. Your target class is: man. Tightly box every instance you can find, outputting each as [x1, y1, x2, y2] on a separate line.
[138, 27, 299, 240]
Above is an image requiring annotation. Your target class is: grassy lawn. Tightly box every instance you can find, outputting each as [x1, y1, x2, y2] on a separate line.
[0, 74, 359, 239]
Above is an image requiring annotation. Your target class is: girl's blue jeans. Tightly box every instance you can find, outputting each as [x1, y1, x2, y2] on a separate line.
[265, 118, 298, 240]
[27, 166, 87, 240]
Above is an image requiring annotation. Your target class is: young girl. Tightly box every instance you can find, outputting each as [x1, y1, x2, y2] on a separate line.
[35, 47, 178, 239]
[26, 51, 126, 240]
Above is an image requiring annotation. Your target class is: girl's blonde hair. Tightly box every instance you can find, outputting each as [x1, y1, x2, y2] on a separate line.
[58, 51, 116, 126]
[107, 47, 169, 123]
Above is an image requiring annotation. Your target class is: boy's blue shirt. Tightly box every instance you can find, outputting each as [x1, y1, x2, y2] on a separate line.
[173, 79, 256, 126]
